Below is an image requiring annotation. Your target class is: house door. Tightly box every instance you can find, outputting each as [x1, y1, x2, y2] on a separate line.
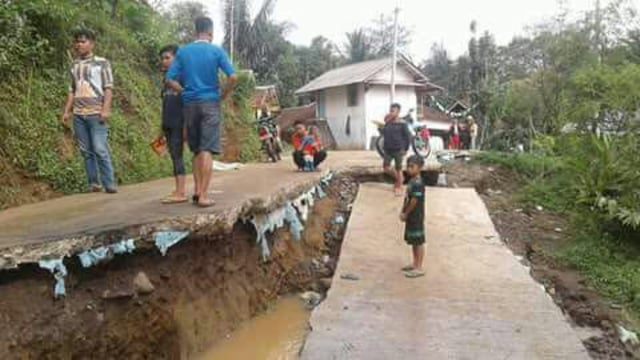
[317, 90, 326, 119]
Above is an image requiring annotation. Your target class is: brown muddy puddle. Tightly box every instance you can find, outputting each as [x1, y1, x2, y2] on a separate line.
[198, 297, 310, 360]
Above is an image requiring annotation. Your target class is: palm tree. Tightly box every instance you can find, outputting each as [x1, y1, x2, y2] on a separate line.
[223, 0, 290, 79]
[344, 29, 372, 64]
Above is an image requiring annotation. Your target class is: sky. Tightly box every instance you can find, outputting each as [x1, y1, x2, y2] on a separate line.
[162, 0, 637, 59]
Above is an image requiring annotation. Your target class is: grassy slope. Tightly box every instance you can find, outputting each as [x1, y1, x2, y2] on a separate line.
[476, 152, 640, 328]
[0, 1, 259, 209]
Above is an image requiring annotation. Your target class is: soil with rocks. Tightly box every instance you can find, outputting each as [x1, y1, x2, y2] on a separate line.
[445, 160, 639, 360]
[0, 176, 358, 359]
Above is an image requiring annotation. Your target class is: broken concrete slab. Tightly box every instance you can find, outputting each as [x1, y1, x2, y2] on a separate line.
[0, 152, 414, 270]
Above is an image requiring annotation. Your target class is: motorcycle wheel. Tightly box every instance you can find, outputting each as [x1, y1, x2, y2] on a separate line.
[264, 140, 277, 163]
[412, 137, 432, 159]
[375, 136, 386, 158]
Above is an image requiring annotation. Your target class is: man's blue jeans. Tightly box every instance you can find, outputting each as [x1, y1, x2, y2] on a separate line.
[73, 115, 116, 189]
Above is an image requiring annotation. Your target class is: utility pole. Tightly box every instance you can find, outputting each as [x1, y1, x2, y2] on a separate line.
[390, 6, 399, 104]
[595, 0, 602, 64]
[230, 0, 235, 62]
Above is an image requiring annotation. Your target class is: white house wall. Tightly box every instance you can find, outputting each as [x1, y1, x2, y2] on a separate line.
[364, 85, 417, 150]
[323, 84, 367, 149]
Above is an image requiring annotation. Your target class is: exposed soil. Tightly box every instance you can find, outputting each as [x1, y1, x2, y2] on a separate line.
[0, 177, 357, 359]
[0, 158, 59, 211]
[445, 160, 639, 360]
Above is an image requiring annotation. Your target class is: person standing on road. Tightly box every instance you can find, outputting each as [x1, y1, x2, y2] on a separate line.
[61, 28, 117, 194]
[400, 155, 426, 279]
[158, 44, 188, 204]
[166, 16, 236, 208]
[382, 103, 412, 196]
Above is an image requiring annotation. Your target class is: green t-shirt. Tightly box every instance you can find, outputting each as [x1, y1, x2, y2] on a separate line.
[404, 177, 425, 227]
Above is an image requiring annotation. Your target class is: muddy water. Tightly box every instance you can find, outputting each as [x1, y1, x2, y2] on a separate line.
[198, 297, 310, 360]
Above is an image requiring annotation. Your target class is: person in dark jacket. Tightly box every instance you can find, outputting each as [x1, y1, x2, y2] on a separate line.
[383, 103, 412, 195]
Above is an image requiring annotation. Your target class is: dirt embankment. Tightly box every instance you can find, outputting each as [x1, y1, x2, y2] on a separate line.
[446, 161, 639, 360]
[0, 177, 357, 359]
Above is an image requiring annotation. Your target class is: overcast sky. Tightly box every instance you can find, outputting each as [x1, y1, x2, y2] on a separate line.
[163, 0, 638, 59]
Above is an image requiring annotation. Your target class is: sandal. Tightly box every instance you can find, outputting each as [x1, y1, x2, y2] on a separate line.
[162, 194, 188, 204]
[404, 270, 425, 279]
[401, 265, 414, 272]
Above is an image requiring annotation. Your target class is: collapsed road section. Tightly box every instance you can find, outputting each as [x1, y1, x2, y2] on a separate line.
[0, 170, 362, 359]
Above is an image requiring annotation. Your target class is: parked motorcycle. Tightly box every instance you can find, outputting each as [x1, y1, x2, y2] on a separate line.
[373, 109, 432, 159]
[257, 116, 282, 162]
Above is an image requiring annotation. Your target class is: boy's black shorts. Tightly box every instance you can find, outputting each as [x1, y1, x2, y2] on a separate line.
[383, 150, 405, 171]
[404, 223, 425, 246]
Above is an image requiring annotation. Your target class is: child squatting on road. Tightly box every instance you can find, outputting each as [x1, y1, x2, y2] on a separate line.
[400, 155, 426, 279]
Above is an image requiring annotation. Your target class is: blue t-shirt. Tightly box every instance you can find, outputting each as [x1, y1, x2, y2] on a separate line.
[166, 41, 235, 104]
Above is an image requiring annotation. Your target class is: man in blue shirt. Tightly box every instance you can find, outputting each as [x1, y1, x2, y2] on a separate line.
[166, 16, 236, 208]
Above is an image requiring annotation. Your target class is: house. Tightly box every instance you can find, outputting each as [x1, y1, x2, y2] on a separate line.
[295, 56, 441, 150]
[251, 85, 280, 118]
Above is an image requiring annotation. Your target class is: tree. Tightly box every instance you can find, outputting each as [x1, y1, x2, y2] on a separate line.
[297, 36, 341, 83]
[223, 0, 291, 80]
[164, 1, 207, 43]
[368, 13, 412, 56]
[422, 43, 452, 90]
[344, 29, 372, 64]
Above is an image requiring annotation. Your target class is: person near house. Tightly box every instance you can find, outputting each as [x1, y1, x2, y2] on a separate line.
[400, 155, 427, 279]
[166, 16, 236, 208]
[158, 44, 188, 204]
[468, 115, 479, 150]
[382, 103, 412, 196]
[291, 121, 327, 170]
[448, 118, 461, 150]
[460, 121, 471, 150]
[61, 28, 117, 194]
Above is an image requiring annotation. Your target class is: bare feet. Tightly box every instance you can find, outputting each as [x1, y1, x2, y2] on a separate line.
[197, 197, 216, 208]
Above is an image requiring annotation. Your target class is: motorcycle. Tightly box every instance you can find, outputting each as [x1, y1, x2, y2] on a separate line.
[257, 116, 282, 162]
[373, 109, 432, 159]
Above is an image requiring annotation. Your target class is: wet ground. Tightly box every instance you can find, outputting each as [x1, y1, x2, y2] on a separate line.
[199, 297, 309, 360]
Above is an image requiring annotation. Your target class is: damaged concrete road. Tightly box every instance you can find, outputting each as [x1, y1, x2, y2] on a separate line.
[0, 152, 393, 269]
[301, 184, 590, 360]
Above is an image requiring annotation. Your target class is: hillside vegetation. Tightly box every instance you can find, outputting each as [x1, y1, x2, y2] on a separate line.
[0, 0, 259, 209]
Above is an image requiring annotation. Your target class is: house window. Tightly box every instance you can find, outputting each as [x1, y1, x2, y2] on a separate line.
[347, 84, 358, 107]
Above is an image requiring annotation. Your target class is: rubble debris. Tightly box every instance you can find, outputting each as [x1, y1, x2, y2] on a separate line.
[133, 272, 155, 295]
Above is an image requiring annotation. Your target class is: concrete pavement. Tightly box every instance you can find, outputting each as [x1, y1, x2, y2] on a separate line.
[301, 183, 589, 359]
[0, 151, 393, 267]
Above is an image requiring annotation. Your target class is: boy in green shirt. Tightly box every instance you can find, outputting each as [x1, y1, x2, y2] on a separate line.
[400, 155, 426, 278]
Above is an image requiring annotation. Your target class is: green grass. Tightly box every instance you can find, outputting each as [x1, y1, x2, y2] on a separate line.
[559, 223, 640, 323]
[478, 150, 640, 326]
